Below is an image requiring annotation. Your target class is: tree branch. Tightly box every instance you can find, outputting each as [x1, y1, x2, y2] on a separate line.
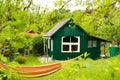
[59, 0, 72, 10]
[24, 0, 32, 10]
[108, 0, 117, 7]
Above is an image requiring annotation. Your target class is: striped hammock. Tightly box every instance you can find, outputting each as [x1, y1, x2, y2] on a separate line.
[0, 55, 82, 78]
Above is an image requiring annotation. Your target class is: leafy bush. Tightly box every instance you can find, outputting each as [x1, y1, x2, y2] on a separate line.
[0, 69, 21, 80]
[32, 35, 44, 56]
[15, 55, 26, 64]
[0, 33, 32, 62]
[0, 54, 8, 63]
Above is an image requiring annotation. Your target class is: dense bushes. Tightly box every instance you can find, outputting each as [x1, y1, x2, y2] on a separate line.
[32, 35, 44, 56]
[0, 33, 32, 61]
[15, 55, 26, 64]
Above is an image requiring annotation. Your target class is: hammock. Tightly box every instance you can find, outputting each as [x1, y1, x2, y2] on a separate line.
[0, 55, 82, 78]
[0, 62, 62, 78]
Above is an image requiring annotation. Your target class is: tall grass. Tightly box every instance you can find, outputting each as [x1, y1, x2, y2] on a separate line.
[1, 55, 120, 80]
[21, 55, 120, 80]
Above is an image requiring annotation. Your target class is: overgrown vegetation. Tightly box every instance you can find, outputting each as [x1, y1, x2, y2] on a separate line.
[15, 55, 27, 64]
[0, 54, 41, 80]
[0, 53, 120, 80]
[0, 0, 120, 59]
[32, 35, 44, 56]
[0, 0, 120, 79]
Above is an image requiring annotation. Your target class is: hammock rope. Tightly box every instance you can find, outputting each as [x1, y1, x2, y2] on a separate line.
[0, 54, 82, 78]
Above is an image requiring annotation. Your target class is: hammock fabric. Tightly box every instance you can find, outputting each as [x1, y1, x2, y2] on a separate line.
[0, 55, 82, 78]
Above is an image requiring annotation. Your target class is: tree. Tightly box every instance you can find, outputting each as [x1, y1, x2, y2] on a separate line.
[0, 0, 35, 60]
[71, 0, 120, 41]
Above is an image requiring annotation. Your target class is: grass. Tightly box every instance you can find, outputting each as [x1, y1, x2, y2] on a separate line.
[18, 55, 120, 80]
[23, 55, 41, 66]
[1, 55, 120, 80]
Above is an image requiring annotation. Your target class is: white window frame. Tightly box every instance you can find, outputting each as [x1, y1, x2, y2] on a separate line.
[48, 39, 50, 49]
[88, 40, 92, 48]
[93, 40, 97, 47]
[51, 39, 53, 51]
[61, 36, 80, 53]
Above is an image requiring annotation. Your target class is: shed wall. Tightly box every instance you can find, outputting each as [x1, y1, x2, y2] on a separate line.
[87, 36, 101, 59]
[47, 24, 101, 60]
[48, 25, 89, 60]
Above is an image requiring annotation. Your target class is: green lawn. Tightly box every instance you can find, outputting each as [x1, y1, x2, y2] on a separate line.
[1, 55, 120, 80]
[19, 55, 120, 80]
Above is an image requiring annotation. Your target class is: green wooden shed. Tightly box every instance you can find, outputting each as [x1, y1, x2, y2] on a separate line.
[44, 18, 108, 60]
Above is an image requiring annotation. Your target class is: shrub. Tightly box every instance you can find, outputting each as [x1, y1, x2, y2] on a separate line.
[32, 35, 44, 56]
[0, 69, 21, 80]
[15, 55, 26, 64]
[0, 53, 9, 63]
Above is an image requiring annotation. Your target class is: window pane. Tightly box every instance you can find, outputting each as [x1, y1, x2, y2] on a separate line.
[63, 37, 70, 42]
[88, 41, 92, 48]
[93, 41, 97, 47]
[71, 36, 78, 42]
[63, 45, 69, 51]
[71, 45, 78, 51]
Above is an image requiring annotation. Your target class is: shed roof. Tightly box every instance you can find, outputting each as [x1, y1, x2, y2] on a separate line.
[44, 18, 109, 42]
[89, 35, 110, 42]
[44, 18, 72, 39]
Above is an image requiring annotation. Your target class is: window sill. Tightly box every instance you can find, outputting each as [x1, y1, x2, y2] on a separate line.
[61, 51, 80, 53]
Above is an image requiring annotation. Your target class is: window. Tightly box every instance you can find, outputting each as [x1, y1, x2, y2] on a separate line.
[62, 36, 80, 52]
[93, 41, 97, 47]
[88, 41, 92, 48]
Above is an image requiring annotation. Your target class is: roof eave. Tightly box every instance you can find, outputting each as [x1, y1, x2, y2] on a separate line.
[43, 36, 51, 39]
[89, 35, 110, 42]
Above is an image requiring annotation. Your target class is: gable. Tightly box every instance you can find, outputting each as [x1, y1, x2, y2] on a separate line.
[54, 24, 87, 37]
[44, 18, 88, 38]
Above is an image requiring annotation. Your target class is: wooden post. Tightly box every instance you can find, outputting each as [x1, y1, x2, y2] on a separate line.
[46, 40, 48, 62]
[104, 45, 106, 56]
[44, 38, 46, 54]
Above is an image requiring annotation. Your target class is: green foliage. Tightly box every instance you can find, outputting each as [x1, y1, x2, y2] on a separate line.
[0, 0, 120, 79]
[32, 35, 44, 56]
[0, 32, 32, 61]
[0, 60, 21, 80]
[71, 0, 120, 44]
[0, 68, 21, 80]
[0, 54, 8, 63]
[83, 52, 90, 60]
[15, 55, 27, 64]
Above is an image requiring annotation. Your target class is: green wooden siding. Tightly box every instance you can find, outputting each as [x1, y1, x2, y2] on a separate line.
[49, 25, 85, 60]
[87, 36, 101, 59]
